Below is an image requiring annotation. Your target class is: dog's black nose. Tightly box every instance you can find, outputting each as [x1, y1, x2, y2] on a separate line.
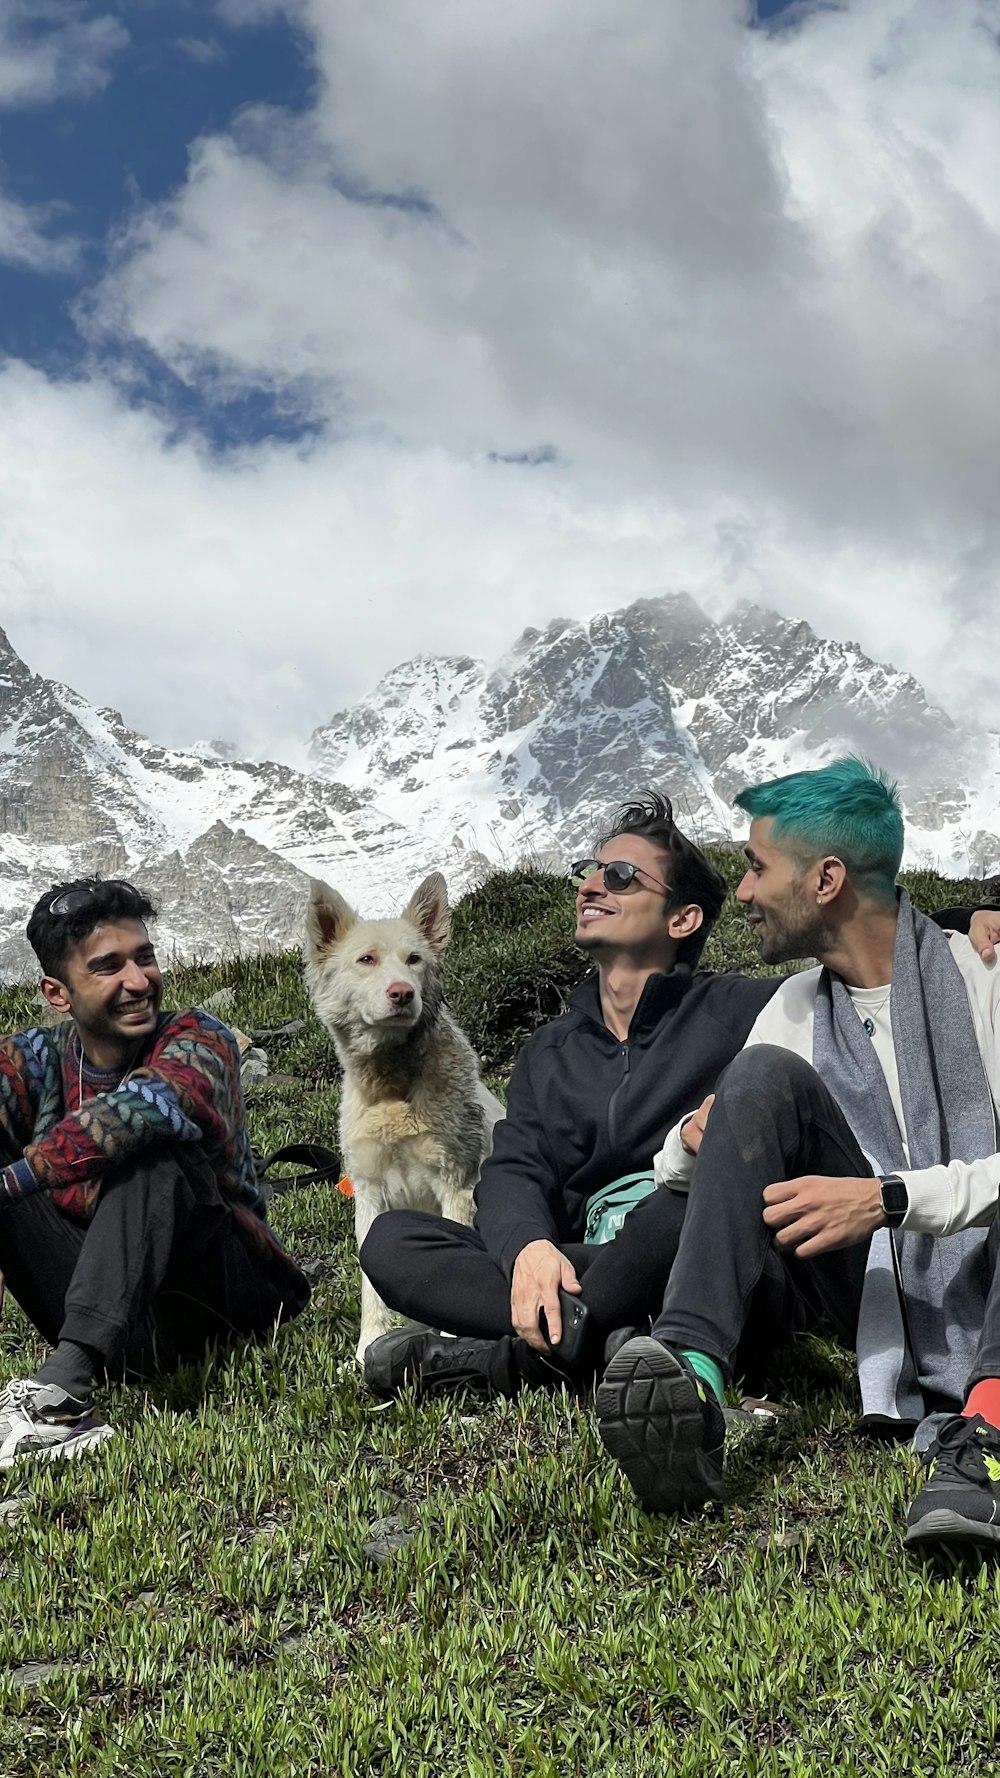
[386, 982, 415, 1007]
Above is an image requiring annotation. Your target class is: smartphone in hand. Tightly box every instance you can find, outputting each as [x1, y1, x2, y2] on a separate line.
[539, 1288, 591, 1366]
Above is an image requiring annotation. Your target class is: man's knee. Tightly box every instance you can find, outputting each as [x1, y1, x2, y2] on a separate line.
[717, 1043, 821, 1107]
[99, 1142, 216, 1200]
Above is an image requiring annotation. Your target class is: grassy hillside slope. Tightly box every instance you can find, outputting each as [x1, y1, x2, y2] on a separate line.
[0, 858, 996, 1777]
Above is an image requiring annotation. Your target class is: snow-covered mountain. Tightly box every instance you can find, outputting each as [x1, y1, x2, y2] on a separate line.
[0, 626, 406, 976]
[309, 592, 1000, 878]
[0, 593, 996, 976]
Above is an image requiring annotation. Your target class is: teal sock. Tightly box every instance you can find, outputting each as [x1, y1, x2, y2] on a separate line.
[681, 1350, 725, 1406]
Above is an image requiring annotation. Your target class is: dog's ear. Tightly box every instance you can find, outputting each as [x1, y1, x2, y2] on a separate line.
[404, 872, 450, 952]
[305, 879, 357, 956]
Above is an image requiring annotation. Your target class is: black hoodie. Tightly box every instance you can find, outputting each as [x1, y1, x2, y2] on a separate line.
[473, 965, 780, 1277]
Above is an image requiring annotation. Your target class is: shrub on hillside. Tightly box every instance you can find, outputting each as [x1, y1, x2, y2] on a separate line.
[443, 854, 992, 1072]
[0, 858, 986, 1085]
[444, 869, 587, 1072]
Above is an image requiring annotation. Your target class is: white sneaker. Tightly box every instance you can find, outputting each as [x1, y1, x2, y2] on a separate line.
[0, 1378, 114, 1470]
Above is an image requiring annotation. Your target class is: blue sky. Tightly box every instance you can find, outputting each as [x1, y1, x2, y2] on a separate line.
[0, 2, 316, 443]
[0, 1, 996, 758]
[0, 0, 802, 446]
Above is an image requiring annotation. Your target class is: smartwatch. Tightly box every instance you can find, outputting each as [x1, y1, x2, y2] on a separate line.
[879, 1174, 908, 1229]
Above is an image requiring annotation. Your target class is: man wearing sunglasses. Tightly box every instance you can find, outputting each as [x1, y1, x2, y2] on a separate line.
[361, 789, 994, 1403]
[595, 760, 1000, 1552]
[360, 792, 793, 1398]
[0, 878, 310, 1466]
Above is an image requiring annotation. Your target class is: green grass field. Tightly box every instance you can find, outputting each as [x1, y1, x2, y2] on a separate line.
[0, 858, 997, 1778]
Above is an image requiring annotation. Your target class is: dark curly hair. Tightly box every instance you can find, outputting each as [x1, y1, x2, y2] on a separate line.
[597, 791, 726, 968]
[27, 878, 157, 979]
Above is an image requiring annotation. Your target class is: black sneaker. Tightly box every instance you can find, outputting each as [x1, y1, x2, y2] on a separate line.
[904, 1414, 1000, 1548]
[595, 1336, 726, 1513]
[602, 1326, 640, 1367]
[363, 1329, 517, 1399]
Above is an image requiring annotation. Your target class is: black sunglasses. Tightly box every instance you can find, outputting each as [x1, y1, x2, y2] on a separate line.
[49, 881, 140, 918]
[570, 858, 673, 896]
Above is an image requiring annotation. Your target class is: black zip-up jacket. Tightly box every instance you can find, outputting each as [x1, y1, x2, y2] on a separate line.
[473, 907, 982, 1277]
[473, 965, 780, 1278]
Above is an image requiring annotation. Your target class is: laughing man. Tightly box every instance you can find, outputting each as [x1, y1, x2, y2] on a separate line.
[596, 759, 1000, 1551]
[0, 877, 310, 1466]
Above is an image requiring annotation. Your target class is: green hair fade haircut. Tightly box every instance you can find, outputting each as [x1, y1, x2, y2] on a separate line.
[734, 757, 904, 899]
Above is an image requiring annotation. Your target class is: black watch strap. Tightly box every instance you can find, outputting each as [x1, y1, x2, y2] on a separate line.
[879, 1173, 908, 1229]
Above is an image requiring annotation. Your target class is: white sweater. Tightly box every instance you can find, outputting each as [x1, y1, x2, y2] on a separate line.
[653, 933, 1000, 1238]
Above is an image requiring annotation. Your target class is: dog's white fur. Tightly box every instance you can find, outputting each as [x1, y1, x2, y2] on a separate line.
[304, 871, 504, 1361]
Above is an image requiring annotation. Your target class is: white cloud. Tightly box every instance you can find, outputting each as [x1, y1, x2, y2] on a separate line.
[175, 38, 228, 67]
[0, 189, 78, 271]
[0, 2, 128, 107]
[2, 0, 999, 752]
[0, 7, 121, 305]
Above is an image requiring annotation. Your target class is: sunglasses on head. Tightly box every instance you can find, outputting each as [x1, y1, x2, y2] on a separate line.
[569, 859, 673, 896]
[49, 881, 140, 918]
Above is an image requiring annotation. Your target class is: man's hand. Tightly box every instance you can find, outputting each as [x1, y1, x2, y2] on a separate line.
[969, 910, 1000, 965]
[762, 1175, 885, 1257]
[680, 1095, 715, 1157]
[510, 1239, 581, 1351]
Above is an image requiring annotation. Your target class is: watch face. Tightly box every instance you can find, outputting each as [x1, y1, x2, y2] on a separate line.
[881, 1176, 908, 1221]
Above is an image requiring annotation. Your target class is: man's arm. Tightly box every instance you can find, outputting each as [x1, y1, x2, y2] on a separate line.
[654, 1096, 712, 1190]
[895, 1156, 1000, 1238]
[0, 1031, 52, 1164]
[933, 907, 1000, 964]
[473, 1048, 583, 1350]
[1, 1012, 243, 1216]
[762, 1174, 885, 1255]
[654, 972, 812, 1188]
[760, 1149, 1000, 1254]
[472, 1051, 565, 1277]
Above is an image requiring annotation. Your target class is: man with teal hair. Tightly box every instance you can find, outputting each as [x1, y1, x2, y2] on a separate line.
[596, 757, 1000, 1551]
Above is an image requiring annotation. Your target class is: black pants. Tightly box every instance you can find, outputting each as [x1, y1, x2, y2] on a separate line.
[362, 1177, 795, 1387]
[653, 1045, 893, 1377]
[0, 1143, 305, 1382]
[361, 1184, 692, 1350]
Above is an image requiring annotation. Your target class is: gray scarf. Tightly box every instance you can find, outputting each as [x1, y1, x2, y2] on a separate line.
[813, 891, 996, 1442]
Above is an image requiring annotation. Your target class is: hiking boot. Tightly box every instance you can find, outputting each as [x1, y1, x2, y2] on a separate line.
[363, 1329, 520, 1399]
[904, 1414, 1000, 1549]
[0, 1378, 114, 1470]
[595, 1336, 726, 1513]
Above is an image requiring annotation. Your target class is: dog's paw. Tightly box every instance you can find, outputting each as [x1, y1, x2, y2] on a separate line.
[357, 1316, 396, 1363]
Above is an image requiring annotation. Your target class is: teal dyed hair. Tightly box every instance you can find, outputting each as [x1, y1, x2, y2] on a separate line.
[734, 758, 904, 898]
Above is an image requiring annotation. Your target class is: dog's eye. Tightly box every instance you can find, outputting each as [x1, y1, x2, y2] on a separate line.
[406, 953, 422, 966]
[357, 953, 377, 965]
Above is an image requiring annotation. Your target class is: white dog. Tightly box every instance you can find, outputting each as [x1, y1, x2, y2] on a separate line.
[304, 871, 504, 1361]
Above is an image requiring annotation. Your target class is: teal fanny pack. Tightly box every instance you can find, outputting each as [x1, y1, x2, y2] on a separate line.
[584, 1171, 657, 1246]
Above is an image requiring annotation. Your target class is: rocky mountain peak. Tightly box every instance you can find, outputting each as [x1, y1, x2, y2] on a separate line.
[0, 594, 996, 977]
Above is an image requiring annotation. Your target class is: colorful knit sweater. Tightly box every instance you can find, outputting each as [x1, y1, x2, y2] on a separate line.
[0, 1009, 267, 1222]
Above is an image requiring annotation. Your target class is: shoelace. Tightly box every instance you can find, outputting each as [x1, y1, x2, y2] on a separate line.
[0, 1378, 42, 1417]
[928, 1417, 1000, 1484]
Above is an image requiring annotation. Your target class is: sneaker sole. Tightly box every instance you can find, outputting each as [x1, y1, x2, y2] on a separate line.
[0, 1420, 114, 1471]
[904, 1506, 1000, 1549]
[596, 1338, 725, 1513]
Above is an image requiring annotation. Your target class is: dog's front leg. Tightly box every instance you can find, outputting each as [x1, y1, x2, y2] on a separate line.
[352, 1185, 398, 1364]
[437, 1171, 476, 1229]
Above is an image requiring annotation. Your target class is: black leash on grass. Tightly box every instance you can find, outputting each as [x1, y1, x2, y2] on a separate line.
[253, 1143, 343, 1196]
